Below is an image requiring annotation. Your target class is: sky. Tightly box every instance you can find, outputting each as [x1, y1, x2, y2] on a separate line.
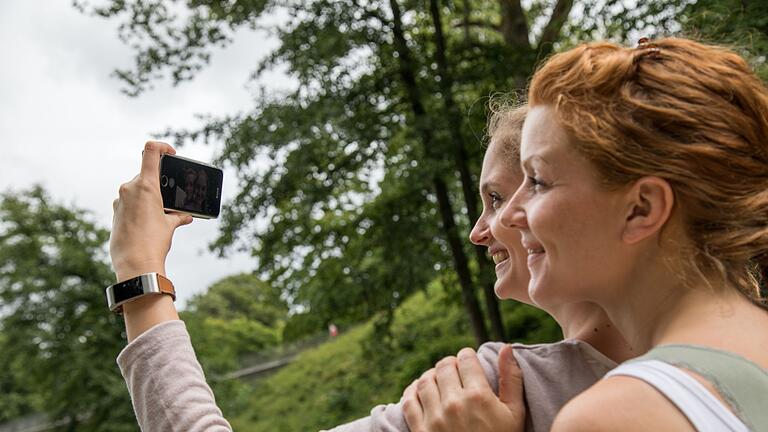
[0, 1, 288, 306]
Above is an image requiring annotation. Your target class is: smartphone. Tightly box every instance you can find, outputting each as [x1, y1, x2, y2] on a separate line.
[159, 154, 223, 219]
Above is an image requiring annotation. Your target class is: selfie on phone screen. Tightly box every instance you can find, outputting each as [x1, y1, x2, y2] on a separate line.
[159, 155, 223, 219]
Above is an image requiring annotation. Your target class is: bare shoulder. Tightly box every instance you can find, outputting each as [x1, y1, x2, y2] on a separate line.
[551, 376, 695, 432]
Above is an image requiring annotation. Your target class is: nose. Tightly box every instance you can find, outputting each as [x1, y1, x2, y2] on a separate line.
[469, 214, 491, 245]
[499, 187, 528, 230]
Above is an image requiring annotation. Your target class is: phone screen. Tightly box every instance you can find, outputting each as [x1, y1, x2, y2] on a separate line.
[159, 154, 223, 219]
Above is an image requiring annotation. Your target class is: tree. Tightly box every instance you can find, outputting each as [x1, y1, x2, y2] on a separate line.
[679, 0, 768, 80]
[182, 273, 287, 371]
[180, 273, 288, 416]
[0, 186, 136, 431]
[76, 0, 766, 344]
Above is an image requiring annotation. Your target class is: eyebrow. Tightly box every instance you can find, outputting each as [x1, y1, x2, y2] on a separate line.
[521, 154, 551, 171]
[479, 181, 496, 194]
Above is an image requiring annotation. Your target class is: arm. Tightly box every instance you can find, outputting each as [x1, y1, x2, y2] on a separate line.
[118, 320, 232, 431]
[402, 345, 525, 432]
[111, 142, 231, 431]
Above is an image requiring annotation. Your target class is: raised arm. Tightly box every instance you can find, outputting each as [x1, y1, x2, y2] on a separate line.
[110, 142, 233, 431]
[110, 141, 192, 341]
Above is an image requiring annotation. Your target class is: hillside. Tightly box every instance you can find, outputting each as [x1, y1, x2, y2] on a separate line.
[228, 284, 560, 431]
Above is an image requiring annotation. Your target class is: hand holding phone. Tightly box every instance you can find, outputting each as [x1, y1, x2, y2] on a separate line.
[110, 142, 194, 282]
[159, 154, 223, 219]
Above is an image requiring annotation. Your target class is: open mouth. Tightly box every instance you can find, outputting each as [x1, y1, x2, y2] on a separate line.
[492, 250, 510, 264]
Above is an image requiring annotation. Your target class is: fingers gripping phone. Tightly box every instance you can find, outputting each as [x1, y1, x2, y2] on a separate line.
[159, 154, 223, 219]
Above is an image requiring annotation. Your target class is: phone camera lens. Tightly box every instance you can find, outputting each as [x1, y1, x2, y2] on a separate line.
[161, 175, 169, 187]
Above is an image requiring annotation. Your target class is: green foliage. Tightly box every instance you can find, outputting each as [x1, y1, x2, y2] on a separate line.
[281, 310, 326, 343]
[0, 186, 135, 430]
[76, 0, 546, 335]
[181, 273, 287, 415]
[229, 284, 471, 431]
[229, 283, 558, 431]
[185, 272, 288, 328]
[680, 0, 768, 80]
[501, 299, 563, 343]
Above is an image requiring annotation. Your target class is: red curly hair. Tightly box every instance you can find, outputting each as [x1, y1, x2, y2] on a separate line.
[528, 38, 768, 304]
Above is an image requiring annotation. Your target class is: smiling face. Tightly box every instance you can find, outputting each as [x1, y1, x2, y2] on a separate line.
[193, 169, 208, 207]
[469, 138, 531, 302]
[503, 105, 631, 309]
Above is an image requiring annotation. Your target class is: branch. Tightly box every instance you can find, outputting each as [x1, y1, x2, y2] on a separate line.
[537, 0, 574, 58]
[452, 19, 500, 32]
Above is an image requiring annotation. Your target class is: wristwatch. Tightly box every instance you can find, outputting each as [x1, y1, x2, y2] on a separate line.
[105, 272, 176, 314]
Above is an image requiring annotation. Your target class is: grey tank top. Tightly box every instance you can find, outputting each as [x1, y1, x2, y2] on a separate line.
[617, 345, 768, 431]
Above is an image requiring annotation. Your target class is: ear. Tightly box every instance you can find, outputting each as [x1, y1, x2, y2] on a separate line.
[622, 176, 675, 244]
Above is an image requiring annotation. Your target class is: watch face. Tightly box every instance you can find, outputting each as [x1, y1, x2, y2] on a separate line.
[112, 277, 145, 304]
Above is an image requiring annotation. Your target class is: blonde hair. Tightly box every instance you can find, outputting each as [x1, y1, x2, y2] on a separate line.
[529, 38, 768, 305]
[487, 97, 528, 165]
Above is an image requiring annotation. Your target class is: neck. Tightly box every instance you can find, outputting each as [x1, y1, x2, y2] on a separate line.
[550, 302, 636, 363]
[603, 271, 768, 360]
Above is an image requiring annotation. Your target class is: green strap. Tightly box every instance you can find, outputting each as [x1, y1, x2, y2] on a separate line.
[630, 344, 768, 431]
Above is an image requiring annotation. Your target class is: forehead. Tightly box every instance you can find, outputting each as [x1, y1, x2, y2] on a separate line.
[480, 139, 522, 188]
[520, 105, 571, 164]
[483, 136, 518, 169]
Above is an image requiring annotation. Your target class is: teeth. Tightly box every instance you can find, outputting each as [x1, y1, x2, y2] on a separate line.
[492, 251, 510, 264]
[527, 248, 544, 255]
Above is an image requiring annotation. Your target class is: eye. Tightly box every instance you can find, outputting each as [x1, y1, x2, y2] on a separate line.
[526, 176, 548, 192]
[489, 192, 504, 210]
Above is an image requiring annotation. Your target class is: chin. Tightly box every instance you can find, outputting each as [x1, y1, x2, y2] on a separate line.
[528, 276, 576, 313]
[527, 277, 553, 309]
[496, 277, 533, 304]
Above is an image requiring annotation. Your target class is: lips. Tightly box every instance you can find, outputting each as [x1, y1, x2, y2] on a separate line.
[521, 236, 545, 254]
[521, 237, 545, 268]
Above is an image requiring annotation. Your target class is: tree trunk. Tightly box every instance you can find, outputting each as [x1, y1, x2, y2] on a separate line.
[537, 0, 575, 58]
[428, 0, 505, 341]
[433, 175, 490, 344]
[389, 0, 489, 344]
[498, 0, 530, 49]
[462, 0, 472, 42]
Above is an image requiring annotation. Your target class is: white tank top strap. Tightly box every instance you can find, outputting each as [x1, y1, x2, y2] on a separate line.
[605, 359, 749, 432]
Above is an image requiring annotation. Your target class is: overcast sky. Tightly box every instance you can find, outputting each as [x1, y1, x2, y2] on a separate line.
[0, 1, 287, 306]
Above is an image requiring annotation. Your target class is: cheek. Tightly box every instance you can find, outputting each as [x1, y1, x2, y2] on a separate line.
[526, 196, 569, 239]
[528, 194, 604, 251]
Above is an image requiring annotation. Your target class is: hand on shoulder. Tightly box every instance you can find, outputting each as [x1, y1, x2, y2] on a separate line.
[401, 345, 525, 432]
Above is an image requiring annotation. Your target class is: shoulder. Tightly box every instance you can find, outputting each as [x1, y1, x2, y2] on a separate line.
[551, 375, 695, 432]
[476, 340, 573, 367]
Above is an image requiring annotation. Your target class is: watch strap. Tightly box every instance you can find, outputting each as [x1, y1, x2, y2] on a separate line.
[106, 273, 176, 314]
